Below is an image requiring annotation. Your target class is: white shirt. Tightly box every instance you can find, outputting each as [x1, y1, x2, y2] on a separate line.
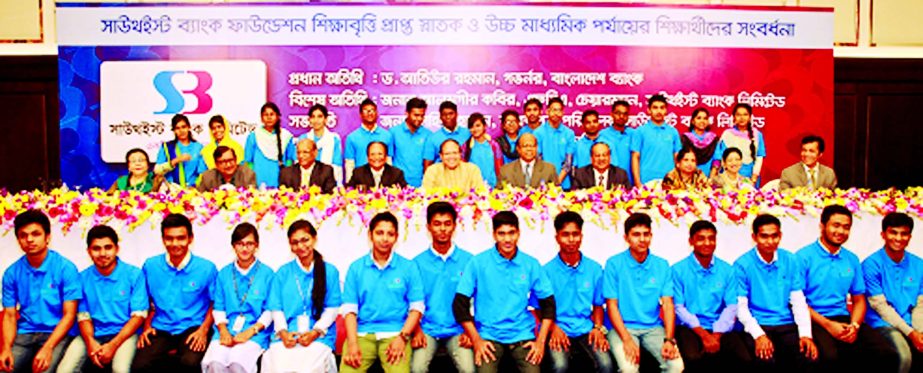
[802, 162, 819, 188]
[300, 163, 316, 188]
[593, 168, 609, 187]
[370, 166, 385, 187]
[520, 159, 536, 175]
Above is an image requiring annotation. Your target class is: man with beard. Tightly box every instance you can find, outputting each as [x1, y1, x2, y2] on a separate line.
[799, 205, 897, 371]
[57, 225, 148, 373]
[131, 213, 217, 373]
[410, 202, 475, 373]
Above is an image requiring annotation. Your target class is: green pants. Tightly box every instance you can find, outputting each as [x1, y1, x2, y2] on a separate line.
[340, 334, 412, 373]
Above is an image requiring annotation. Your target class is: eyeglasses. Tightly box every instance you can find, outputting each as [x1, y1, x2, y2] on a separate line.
[233, 241, 257, 249]
[217, 158, 237, 165]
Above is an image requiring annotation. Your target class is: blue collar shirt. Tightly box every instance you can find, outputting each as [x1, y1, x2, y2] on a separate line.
[863, 248, 923, 329]
[2, 250, 82, 334]
[341, 253, 425, 334]
[78, 259, 147, 337]
[603, 250, 673, 329]
[142, 253, 217, 334]
[798, 240, 865, 318]
[414, 244, 473, 339]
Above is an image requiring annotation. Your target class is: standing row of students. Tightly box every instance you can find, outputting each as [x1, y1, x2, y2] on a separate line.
[130, 94, 774, 192]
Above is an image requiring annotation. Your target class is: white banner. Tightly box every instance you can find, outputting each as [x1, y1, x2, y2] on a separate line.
[56, 4, 833, 49]
[99, 60, 267, 163]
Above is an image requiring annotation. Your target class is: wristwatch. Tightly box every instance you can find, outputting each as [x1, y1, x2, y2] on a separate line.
[399, 331, 411, 342]
[594, 325, 609, 334]
[663, 337, 677, 345]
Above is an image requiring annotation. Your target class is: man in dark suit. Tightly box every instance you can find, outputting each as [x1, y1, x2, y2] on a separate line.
[346, 141, 407, 190]
[498, 133, 558, 188]
[572, 142, 630, 190]
[780, 135, 837, 191]
[279, 138, 337, 193]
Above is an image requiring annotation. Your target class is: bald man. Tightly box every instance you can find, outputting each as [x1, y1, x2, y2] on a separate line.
[279, 138, 337, 193]
[498, 133, 559, 188]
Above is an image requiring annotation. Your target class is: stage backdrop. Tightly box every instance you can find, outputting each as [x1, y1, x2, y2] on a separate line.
[56, 3, 833, 188]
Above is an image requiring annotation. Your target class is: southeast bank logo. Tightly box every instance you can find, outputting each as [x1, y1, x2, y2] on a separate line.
[153, 70, 213, 115]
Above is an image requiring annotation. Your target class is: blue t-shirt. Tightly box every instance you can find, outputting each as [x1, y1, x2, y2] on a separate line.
[672, 254, 737, 330]
[78, 260, 147, 337]
[603, 251, 673, 329]
[389, 122, 433, 187]
[2, 251, 81, 334]
[457, 248, 554, 344]
[423, 126, 471, 163]
[142, 254, 217, 334]
[734, 248, 805, 326]
[268, 260, 342, 349]
[798, 240, 865, 318]
[533, 123, 576, 189]
[342, 253, 424, 334]
[539, 255, 604, 337]
[413, 246, 473, 339]
[156, 140, 207, 187]
[468, 139, 498, 187]
[344, 125, 394, 168]
[501, 134, 520, 164]
[243, 130, 296, 188]
[211, 261, 275, 349]
[863, 248, 923, 329]
[629, 121, 681, 184]
[600, 126, 635, 183]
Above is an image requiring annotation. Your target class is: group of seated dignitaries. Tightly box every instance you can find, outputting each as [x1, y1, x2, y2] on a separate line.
[5, 204, 923, 373]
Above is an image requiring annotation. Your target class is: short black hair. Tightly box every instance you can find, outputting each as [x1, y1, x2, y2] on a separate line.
[722, 147, 743, 161]
[366, 141, 388, 156]
[624, 212, 652, 232]
[548, 97, 564, 108]
[231, 222, 259, 245]
[820, 204, 852, 225]
[647, 94, 668, 108]
[359, 98, 377, 111]
[882, 212, 914, 232]
[689, 220, 716, 238]
[752, 214, 781, 235]
[802, 135, 826, 153]
[213, 145, 234, 162]
[501, 109, 520, 123]
[523, 98, 543, 111]
[467, 113, 486, 129]
[492, 211, 519, 231]
[161, 213, 193, 237]
[369, 211, 399, 233]
[581, 110, 599, 123]
[309, 104, 328, 118]
[406, 97, 427, 112]
[86, 224, 119, 246]
[554, 211, 584, 232]
[439, 101, 457, 112]
[14, 209, 50, 235]
[426, 201, 458, 223]
[676, 146, 697, 163]
[611, 100, 630, 112]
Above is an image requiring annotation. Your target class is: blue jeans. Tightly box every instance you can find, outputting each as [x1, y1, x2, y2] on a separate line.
[410, 334, 475, 373]
[607, 327, 683, 373]
[11, 333, 72, 373]
[878, 326, 923, 373]
[547, 333, 614, 373]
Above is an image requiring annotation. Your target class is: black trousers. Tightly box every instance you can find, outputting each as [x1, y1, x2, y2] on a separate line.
[740, 324, 817, 373]
[812, 315, 898, 372]
[130, 327, 210, 373]
[675, 326, 750, 373]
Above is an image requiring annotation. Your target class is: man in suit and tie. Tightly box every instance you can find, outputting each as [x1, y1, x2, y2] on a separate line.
[346, 141, 408, 190]
[572, 142, 630, 190]
[196, 145, 256, 192]
[780, 135, 837, 191]
[279, 138, 337, 193]
[499, 133, 558, 188]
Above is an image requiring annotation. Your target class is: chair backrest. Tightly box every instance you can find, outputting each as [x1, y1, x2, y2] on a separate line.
[761, 178, 780, 192]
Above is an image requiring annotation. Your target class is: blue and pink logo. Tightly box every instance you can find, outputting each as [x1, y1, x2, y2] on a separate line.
[153, 70, 214, 115]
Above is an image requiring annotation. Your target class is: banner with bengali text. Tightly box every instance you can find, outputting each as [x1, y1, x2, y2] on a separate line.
[56, 3, 833, 187]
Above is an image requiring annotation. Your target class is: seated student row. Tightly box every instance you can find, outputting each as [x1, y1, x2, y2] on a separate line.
[117, 95, 834, 193]
[3, 201, 918, 373]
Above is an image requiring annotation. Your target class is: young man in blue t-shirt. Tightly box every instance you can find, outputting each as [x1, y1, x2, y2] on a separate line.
[604, 212, 683, 373]
[453, 211, 555, 373]
[131, 213, 217, 373]
[1, 210, 80, 373]
[56, 225, 147, 373]
[629, 94, 682, 188]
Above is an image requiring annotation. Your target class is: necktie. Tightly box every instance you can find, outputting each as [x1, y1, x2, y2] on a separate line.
[808, 168, 816, 189]
[598, 174, 604, 187]
[524, 164, 532, 186]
